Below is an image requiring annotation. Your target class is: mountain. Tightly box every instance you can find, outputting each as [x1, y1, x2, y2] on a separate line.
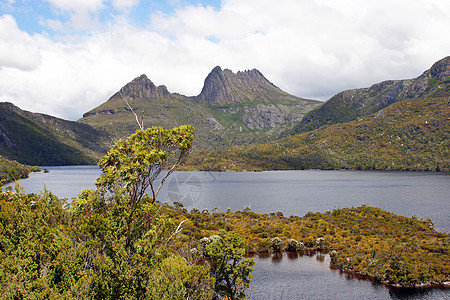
[291, 56, 450, 135]
[0, 103, 109, 165]
[183, 97, 449, 172]
[197, 66, 301, 104]
[79, 67, 321, 151]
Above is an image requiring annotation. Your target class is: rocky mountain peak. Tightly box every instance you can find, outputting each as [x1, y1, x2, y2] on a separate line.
[427, 56, 449, 80]
[197, 66, 280, 103]
[119, 74, 169, 100]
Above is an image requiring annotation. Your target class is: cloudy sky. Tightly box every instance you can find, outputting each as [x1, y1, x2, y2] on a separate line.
[1, 0, 449, 120]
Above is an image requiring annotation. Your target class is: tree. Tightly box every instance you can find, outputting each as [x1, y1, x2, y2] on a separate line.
[206, 232, 255, 299]
[97, 125, 195, 204]
[68, 125, 209, 299]
[271, 237, 283, 252]
[95, 125, 195, 246]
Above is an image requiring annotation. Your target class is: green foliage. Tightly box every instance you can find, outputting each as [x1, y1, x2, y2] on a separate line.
[0, 187, 85, 298]
[0, 124, 217, 299]
[206, 232, 255, 299]
[97, 125, 195, 202]
[96, 125, 195, 250]
[163, 204, 449, 286]
[0, 155, 40, 185]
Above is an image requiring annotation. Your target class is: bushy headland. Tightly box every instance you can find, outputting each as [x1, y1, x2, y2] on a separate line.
[0, 155, 40, 185]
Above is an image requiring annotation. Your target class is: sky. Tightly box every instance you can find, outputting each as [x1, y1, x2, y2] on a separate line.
[0, 0, 449, 120]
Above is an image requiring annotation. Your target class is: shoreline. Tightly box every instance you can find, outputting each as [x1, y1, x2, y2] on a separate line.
[246, 250, 450, 290]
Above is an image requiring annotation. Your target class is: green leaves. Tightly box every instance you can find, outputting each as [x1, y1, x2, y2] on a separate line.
[206, 232, 255, 299]
[97, 125, 195, 204]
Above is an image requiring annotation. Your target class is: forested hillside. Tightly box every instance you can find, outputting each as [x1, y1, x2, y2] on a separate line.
[291, 56, 449, 135]
[0, 102, 109, 165]
[184, 97, 449, 171]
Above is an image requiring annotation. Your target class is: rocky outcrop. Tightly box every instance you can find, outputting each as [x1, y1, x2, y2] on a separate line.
[120, 74, 170, 100]
[0, 124, 15, 149]
[197, 66, 296, 104]
[193, 117, 224, 130]
[231, 104, 313, 130]
[83, 107, 135, 118]
[192, 66, 321, 131]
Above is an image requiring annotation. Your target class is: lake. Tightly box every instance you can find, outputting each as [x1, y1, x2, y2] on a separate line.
[3, 166, 449, 299]
[5, 166, 449, 232]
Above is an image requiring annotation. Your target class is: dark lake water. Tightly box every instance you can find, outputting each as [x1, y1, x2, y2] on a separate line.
[3, 166, 449, 299]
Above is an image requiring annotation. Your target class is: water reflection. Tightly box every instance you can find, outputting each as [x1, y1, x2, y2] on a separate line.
[315, 253, 325, 262]
[249, 251, 449, 299]
[285, 251, 298, 260]
[271, 252, 283, 263]
[388, 287, 444, 299]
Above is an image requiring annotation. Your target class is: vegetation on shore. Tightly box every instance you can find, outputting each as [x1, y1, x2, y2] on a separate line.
[164, 203, 449, 287]
[183, 97, 449, 171]
[0, 155, 40, 185]
[1, 184, 448, 299]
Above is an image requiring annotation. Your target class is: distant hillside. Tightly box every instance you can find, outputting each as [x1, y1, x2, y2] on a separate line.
[183, 97, 449, 172]
[79, 67, 321, 151]
[291, 56, 450, 135]
[0, 103, 109, 165]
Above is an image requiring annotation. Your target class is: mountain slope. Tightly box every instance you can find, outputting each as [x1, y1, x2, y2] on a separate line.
[183, 97, 449, 171]
[291, 56, 450, 135]
[79, 67, 321, 151]
[0, 103, 109, 165]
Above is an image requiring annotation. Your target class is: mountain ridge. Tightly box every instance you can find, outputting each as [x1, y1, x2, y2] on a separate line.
[183, 97, 449, 172]
[79, 66, 321, 151]
[1, 58, 448, 168]
[196, 66, 293, 104]
[290, 56, 450, 135]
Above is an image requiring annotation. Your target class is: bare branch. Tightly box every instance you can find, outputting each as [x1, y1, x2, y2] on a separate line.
[164, 219, 187, 248]
[119, 88, 144, 131]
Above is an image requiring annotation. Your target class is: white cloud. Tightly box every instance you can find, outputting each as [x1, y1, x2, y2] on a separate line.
[0, 15, 41, 70]
[112, 0, 140, 10]
[45, 0, 105, 13]
[0, 0, 449, 120]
